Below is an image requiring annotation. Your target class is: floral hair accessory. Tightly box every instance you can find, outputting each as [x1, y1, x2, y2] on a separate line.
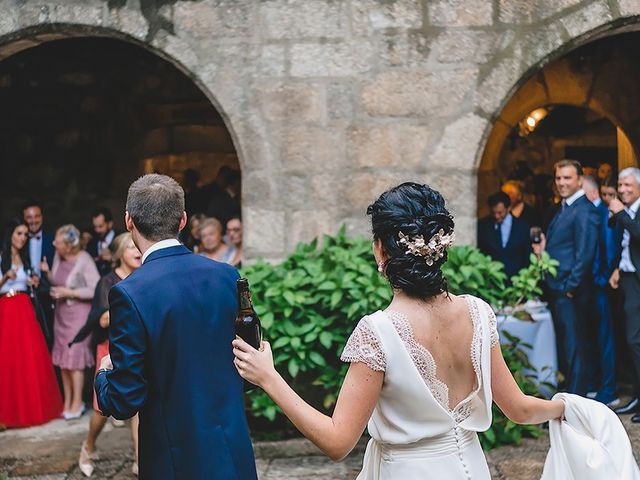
[398, 229, 455, 266]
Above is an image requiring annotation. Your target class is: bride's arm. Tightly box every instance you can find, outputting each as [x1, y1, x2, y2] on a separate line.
[491, 345, 564, 424]
[232, 338, 383, 461]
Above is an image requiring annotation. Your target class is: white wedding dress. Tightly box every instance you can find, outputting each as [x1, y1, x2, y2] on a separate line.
[341, 295, 498, 479]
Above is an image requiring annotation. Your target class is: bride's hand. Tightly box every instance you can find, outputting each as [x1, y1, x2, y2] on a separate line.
[232, 337, 276, 388]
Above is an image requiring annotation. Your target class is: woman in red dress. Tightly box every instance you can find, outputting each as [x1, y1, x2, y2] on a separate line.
[0, 218, 63, 427]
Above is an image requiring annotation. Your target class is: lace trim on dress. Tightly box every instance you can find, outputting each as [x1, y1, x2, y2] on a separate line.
[386, 296, 482, 423]
[341, 318, 387, 372]
[485, 302, 500, 348]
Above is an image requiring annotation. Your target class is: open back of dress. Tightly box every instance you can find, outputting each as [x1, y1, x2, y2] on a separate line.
[341, 295, 499, 480]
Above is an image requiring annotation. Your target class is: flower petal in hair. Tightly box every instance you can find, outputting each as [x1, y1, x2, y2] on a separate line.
[398, 229, 455, 266]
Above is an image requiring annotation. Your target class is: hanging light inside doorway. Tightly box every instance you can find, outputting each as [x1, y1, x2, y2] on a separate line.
[518, 107, 550, 137]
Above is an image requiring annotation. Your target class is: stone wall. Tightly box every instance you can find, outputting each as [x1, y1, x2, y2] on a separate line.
[1, 0, 640, 259]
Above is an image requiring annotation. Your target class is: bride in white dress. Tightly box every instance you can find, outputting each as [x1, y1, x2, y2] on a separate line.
[233, 182, 565, 479]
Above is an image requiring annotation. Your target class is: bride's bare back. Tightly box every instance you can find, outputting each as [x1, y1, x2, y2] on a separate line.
[387, 293, 477, 410]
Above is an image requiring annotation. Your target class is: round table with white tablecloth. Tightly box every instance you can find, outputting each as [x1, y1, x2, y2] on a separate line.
[496, 304, 558, 397]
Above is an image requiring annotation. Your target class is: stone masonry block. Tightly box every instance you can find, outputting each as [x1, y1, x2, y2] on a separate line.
[560, 1, 612, 38]
[280, 126, 345, 172]
[290, 210, 335, 248]
[260, 0, 349, 40]
[258, 82, 326, 125]
[348, 124, 433, 168]
[431, 30, 499, 64]
[426, 113, 489, 171]
[498, 0, 582, 24]
[290, 41, 374, 77]
[428, 0, 493, 27]
[245, 208, 286, 255]
[619, 0, 640, 16]
[350, 0, 423, 32]
[361, 69, 478, 118]
[174, 1, 255, 38]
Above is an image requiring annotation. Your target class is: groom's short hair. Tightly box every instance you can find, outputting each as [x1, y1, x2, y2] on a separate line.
[126, 174, 185, 241]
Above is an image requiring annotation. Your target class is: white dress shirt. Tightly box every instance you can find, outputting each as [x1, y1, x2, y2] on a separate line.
[98, 229, 116, 254]
[29, 231, 43, 275]
[142, 238, 181, 264]
[619, 197, 640, 273]
[496, 213, 513, 248]
[565, 189, 585, 206]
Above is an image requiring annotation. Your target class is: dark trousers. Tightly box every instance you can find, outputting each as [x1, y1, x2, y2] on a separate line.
[620, 273, 640, 395]
[548, 286, 590, 395]
[593, 285, 617, 399]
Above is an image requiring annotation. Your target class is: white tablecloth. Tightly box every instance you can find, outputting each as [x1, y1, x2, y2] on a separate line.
[497, 306, 557, 397]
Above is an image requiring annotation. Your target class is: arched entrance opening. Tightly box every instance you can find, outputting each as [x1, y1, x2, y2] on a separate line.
[478, 31, 640, 219]
[0, 32, 240, 232]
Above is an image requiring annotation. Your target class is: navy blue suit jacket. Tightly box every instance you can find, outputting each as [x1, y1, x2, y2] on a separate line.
[592, 201, 622, 287]
[544, 195, 600, 293]
[477, 215, 531, 278]
[28, 231, 54, 272]
[95, 245, 257, 480]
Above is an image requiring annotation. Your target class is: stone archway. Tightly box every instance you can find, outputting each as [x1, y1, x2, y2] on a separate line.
[476, 26, 640, 220]
[0, 26, 244, 235]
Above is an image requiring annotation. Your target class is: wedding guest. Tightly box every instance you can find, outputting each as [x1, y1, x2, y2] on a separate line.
[72, 233, 140, 477]
[80, 228, 93, 252]
[226, 216, 243, 268]
[42, 224, 99, 420]
[203, 166, 241, 227]
[0, 218, 62, 427]
[597, 161, 613, 183]
[583, 175, 621, 407]
[600, 177, 618, 205]
[502, 179, 541, 228]
[87, 208, 116, 276]
[183, 213, 205, 252]
[533, 160, 599, 395]
[608, 168, 640, 421]
[199, 217, 236, 264]
[477, 191, 531, 279]
[233, 182, 564, 477]
[23, 200, 55, 346]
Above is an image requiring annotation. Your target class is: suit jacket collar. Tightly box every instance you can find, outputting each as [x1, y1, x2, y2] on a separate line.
[143, 244, 191, 264]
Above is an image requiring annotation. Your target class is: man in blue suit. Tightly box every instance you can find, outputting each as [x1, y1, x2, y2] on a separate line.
[477, 191, 532, 279]
[582, 175, 621, 406]
[95, 174, 257, 480]
[23, 200, 55, 347]
[534, 160, 599, 395]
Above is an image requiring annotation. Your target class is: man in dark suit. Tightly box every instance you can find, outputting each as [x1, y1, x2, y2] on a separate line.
[478, 191, 531, 279]
[23, 200, 55, 346]
[534, 159, 599, 395]
[87, 207, 117, 276]
[95, 174, 257, 479]
[608, 168, 640, 421]
[583, 175, 621, 406]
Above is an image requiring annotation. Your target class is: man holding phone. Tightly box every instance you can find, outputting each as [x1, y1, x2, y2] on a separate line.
[533, 160, 600, 395]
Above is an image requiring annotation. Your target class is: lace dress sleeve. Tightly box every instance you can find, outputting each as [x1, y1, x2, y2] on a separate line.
[485, 302, 500, 348]
[340, 317, 386, 372]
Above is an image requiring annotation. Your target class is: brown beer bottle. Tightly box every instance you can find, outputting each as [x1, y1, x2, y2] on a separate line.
[235, 278, 262, 350]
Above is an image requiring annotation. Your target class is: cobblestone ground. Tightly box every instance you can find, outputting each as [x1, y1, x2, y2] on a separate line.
[2, 411, 640, 479]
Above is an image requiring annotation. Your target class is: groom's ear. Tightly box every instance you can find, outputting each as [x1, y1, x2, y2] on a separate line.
[124, 212, 135, 233]
[178, 211, 188, 232]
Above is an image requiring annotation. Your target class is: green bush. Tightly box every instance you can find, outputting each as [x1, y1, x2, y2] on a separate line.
[241, 228, 552, 450]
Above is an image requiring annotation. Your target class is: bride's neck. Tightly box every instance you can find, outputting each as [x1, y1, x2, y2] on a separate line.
[389, 290, 451, 310]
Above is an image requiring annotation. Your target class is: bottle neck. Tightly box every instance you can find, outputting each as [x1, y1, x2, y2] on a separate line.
[238, 288, 253, 312]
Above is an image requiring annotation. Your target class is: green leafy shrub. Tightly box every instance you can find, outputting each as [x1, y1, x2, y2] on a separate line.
[241, 226, 391, 421]
[241, 229, 553, 450]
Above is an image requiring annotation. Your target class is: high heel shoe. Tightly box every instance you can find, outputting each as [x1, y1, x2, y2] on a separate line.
[65, 403, 86, 420]
[78, 441, 95, 477]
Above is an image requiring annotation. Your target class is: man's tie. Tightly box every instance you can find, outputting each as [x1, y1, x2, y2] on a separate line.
[560, 199, 567, 213]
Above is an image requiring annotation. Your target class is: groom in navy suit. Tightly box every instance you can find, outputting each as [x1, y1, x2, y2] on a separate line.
[534, 160, 599, 395]
[95, 174, 257, 480]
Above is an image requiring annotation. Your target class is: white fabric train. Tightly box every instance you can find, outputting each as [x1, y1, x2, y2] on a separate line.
[542, 392, 640, 479]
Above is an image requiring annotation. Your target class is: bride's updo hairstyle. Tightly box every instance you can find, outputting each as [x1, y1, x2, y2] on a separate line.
[367, 182, 454, 299]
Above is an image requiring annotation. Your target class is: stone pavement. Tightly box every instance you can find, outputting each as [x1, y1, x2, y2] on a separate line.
[2, 412, 640, 479]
